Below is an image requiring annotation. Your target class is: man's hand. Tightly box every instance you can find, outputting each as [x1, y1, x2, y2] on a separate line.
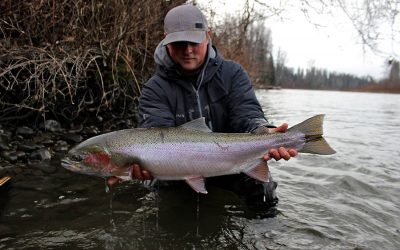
[106, 163, 152, 186]
[263, 123, 298, 161]
[130, 163, 152, 180]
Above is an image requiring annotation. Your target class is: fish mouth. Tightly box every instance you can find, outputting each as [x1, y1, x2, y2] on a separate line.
[61, 157, 81, 172]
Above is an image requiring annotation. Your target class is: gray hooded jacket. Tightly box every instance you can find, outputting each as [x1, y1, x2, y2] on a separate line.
[138, 40, 272, 132]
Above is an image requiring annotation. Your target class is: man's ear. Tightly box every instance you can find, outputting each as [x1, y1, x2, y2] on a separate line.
[206, 30, 212, 39]
[206, 30, 212, 44]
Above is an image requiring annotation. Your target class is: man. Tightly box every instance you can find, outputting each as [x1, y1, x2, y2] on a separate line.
[111, 4, 297, 207]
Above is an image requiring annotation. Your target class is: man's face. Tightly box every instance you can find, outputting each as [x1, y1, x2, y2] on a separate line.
[166, 33, 209, 74]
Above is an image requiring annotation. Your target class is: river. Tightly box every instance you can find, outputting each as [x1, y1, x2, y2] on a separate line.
[1, 89, 399, 249]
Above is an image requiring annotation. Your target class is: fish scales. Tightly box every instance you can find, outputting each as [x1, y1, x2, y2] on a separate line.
[105, 129, 301, 178]
[62, 115, 335, 193]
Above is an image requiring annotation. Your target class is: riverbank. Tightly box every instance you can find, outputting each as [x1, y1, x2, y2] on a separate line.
[345, 83, 400, 93]
[0, 117, 135, 188]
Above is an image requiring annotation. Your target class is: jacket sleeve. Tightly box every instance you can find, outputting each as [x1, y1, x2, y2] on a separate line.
[227, 63, 274, 132]
[138, 76, 175, 128]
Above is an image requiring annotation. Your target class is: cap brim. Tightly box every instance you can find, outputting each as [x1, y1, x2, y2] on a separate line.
[163, 31, 206, 45]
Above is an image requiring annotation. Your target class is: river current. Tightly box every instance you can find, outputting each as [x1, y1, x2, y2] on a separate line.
[1, 89, 399, 249]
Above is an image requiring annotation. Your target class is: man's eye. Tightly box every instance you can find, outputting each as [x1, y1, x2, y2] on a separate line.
[174, 41, 199, 47]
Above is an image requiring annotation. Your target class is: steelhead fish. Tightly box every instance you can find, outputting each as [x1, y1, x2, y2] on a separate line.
[61, 114, 335, 193]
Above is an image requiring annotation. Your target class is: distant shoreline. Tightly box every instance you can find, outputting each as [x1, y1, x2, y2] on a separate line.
[257, 84, 400, 94]
[344, 84, 400, 94]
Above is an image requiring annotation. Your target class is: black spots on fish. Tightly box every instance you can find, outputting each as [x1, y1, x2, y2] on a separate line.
[305, 135, 322, 143]
[214, 141, 229, 151]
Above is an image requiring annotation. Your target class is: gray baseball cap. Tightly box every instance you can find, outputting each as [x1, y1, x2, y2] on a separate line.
[163, 4, 208, 45]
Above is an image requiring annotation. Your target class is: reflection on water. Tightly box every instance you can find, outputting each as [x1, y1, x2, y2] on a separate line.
[1, 89, 400, 249]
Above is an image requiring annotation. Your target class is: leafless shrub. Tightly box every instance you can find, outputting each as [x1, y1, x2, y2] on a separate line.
[0, 0, 185, 125]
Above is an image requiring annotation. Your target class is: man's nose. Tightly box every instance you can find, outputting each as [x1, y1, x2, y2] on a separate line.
[184, 43, 195, 53]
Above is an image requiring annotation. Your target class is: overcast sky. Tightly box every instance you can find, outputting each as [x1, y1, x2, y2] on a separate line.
[198, 0, 398, 80]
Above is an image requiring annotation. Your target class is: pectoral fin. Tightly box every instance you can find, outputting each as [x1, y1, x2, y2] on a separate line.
[243, 160, 269, 182]
[185, 176, 208, 194]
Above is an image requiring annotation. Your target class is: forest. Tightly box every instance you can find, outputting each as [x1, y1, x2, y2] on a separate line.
[1, 0, 399, 126]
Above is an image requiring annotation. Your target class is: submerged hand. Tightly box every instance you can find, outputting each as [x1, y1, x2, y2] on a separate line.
[130, 163, 153, 180]
[263, 123, 298, 161]
[106, 163, 153, 186]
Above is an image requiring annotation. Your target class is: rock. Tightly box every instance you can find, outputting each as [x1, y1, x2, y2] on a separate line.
[117, 119, 133, 128]
[61, 133, 83, 143]
[16, 126, 35, 137]
[82, 126, 100, 136]
[15, 135, 25, 140]
[43, 119, 62, 132]
[18, 141, 41, 152]
[29, 149, 52, 161]
[41, 139, 55, 147]
[69, 124, 84, 133]
[0, 129, 13, 140]
[15, 151, 27, 161]
[53, 140, 70, 152]
[0, 142, 10, 151]
[1, 151, 18, 163]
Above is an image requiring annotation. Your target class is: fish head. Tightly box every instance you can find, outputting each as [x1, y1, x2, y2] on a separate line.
[61, 144, 112, 177]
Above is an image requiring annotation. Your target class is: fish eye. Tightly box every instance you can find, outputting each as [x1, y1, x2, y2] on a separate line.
[71, 154, 84, 162]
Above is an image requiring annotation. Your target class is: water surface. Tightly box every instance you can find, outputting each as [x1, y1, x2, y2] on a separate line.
[1, 89, 399, 249]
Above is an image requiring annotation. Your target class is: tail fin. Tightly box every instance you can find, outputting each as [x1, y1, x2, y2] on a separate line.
[288, 115, 336, 155]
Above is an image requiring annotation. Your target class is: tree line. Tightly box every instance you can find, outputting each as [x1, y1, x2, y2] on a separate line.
[205, 0, 399, 91]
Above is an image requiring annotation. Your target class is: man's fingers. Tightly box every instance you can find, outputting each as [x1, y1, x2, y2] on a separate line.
[266, 147, 297, 161]
[131, 164, 153, 180]
[270, 123, 288, 133]
[141, 170, 152, 180]
[263, 154, 271, 161]
[132, 164, 144, 180]
[288, 149, 298, 157]
[268, 148, 281, 161]
[279, 147, 291, 161]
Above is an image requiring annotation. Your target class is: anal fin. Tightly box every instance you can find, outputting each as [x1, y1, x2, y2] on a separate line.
[243, 160, 269, 182]
[185, 176, 208, 194]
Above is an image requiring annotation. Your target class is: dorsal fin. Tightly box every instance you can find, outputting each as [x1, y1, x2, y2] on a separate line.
[179, 117, 212, 133]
